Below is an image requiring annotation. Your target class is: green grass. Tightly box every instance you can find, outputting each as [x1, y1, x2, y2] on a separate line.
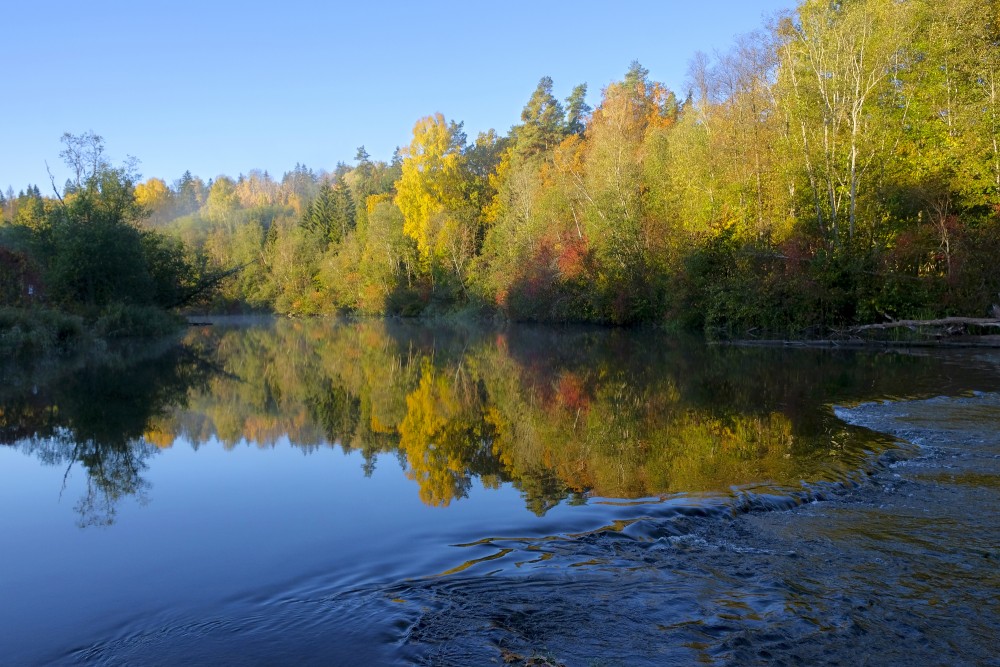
[1, 303, 184, 356]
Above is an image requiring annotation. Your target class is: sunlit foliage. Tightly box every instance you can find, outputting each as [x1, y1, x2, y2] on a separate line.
[4, 0, 999, 330]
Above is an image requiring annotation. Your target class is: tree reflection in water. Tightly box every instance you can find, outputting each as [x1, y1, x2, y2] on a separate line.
[1, 342, 211, 526]
[2, 319, 953, 523]
[155, 320, 940, 511]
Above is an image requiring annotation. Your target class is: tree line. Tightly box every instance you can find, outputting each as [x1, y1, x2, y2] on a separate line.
[2, 0, 998, 335]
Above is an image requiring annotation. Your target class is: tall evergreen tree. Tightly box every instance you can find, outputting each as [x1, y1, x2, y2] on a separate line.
[565, 84, 591, 136]
[515, 76, 566, 158]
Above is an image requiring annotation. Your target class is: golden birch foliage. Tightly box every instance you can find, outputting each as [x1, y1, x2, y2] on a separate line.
[709, 34, 792, 242]
[134, 177, 170, 212]
[394, 114, 465, 263]
[580, 70, 676, 271]
[235, 169, 280, 208]
[776, 0, 916, 240]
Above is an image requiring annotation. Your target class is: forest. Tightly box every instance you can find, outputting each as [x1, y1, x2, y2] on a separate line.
[2, 0, 998, 339]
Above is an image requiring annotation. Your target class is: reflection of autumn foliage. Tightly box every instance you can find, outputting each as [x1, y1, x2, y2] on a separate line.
[143, 422, 176, 448]
[483, 375, 798, 502]
[554, 371, 589, 412]
[398, 361, 496, 506]
[125, 320, 915, 514]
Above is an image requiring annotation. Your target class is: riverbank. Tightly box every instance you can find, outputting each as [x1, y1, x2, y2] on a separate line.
[0, 305, 183, 356]
[724, 317, 1000, 349]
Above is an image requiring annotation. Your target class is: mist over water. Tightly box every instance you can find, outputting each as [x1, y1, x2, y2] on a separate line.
[2, 319, 998, 665]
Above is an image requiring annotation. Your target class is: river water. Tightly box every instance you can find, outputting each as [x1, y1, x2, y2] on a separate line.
[1, 319, 997, 665]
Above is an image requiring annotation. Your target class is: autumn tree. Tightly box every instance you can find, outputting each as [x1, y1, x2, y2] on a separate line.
[395, 113, 475, 298]
[571, 62, 679, 321]
[134, 177, 173, 226]
[776, 0, 916, 242]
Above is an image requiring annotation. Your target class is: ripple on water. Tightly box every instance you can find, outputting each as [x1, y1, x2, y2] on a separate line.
[55, 394, 1000, 667]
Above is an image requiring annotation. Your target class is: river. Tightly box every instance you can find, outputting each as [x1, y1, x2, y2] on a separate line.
[1, 318, 997, 665]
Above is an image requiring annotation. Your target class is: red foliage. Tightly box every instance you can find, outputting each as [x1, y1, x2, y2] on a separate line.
[778, 235, 816, 277]
[556, 235, 590, 281]
[555, 371, 590, 412]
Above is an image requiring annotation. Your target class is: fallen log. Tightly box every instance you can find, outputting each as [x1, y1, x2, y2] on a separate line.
[847, 317, 1000, 332]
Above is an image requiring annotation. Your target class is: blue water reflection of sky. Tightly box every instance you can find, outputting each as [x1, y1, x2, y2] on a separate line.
[0, 438, 576, 663]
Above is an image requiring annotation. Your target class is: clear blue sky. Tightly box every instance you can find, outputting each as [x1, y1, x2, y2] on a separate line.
[1, 1, 795, 194]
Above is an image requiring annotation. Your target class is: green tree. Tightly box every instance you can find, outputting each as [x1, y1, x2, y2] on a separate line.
[565, 84, 591, 136]
[514, 76, 566, 158]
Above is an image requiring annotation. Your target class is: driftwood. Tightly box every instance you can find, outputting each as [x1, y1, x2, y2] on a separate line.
[846, 317, 1000, 332]
[728, 337, 1000, 349]
[722, 317, 1000, 349]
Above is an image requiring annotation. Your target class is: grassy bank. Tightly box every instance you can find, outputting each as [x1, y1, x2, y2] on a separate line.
[0, 304, 184, 357]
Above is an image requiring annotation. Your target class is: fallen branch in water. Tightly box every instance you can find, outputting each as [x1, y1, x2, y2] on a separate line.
[846, 317, 1000, 332]
[723, 317, 1000, 348]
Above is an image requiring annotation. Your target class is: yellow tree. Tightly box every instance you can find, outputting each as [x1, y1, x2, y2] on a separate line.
[776, 0, 916, 242]
[134, 177, 172, 226]
[557, 62, 678, 320]
[394, 114, 472, 291]
[235, 169, 280, 209]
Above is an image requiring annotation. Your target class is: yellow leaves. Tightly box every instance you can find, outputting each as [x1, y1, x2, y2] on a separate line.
[395, 114, 466, 263]
[134, 177, 169, 211]
[552, 134, 586, 180]
[483, 148, 514, 224]
[143, 425, 176, 448]
[398, 360, 477, 507]
[365, 192, 392, 215]
[234, 170, 280, 208]
[645, 82, 679, 130]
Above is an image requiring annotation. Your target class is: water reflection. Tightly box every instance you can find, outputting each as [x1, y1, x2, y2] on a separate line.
[1, 319, 981, 523]
[0, 342, 211, 525]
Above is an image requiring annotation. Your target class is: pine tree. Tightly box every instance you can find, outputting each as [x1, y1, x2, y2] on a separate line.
[515, 76, 566, 157]
[565, 84, 591, 136]
[328, 178, 356, 245]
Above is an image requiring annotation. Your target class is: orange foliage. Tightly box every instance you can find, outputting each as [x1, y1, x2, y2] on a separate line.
[555, 372, 590, 412]
[555, 234, 590, 281]
[143, 428, 176, 448]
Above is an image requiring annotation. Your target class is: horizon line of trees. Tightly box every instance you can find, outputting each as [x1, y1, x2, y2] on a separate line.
[2, 0, 999, 335]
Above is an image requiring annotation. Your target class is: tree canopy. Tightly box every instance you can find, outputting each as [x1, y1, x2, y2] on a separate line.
[3, 0, 999, 333]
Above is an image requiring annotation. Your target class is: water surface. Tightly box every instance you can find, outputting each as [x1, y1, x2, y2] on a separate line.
[1, 319, 997, 665]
